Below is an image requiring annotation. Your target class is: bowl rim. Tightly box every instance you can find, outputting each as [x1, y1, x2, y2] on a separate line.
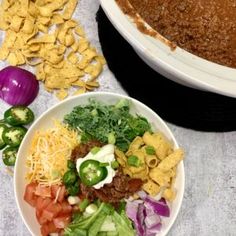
[14, 91, 185, 236]
[100, 0, 236, 98]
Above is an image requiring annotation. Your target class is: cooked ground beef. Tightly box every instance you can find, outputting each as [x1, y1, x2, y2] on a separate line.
[71, 142, 143, 205]
[71, 140, 103, 160]
[80, 169, 143, 204]
[118, 0, 236, 68]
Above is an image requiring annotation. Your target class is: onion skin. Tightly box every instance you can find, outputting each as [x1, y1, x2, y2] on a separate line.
[0, 66, 39, 106]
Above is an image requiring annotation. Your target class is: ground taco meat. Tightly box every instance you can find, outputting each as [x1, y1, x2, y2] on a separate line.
[72, 142, 143, 205]
[118, 0, 236, 68]
[71, 140, 104, 160]
[80, 169, 143, 204]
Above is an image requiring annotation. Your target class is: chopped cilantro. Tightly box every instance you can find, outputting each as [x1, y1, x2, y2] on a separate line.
[64, 99, 151, 152]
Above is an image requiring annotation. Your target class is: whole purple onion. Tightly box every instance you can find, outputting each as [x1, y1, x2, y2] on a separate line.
[0, 66, 39, 106]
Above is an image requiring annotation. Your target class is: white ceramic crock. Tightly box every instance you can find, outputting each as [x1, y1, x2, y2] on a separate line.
[100, 0, 236, 98]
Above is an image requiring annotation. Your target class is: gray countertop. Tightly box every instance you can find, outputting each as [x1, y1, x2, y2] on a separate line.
[0, 1, 235, 235]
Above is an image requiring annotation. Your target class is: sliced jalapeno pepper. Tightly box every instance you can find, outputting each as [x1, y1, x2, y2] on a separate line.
[63, 170, 78, 186]
[0, 124, 7, 150]
[4, 106, 34, 126]
[79, 160, 108, 187]
[67, 181, 80, 196]
[2, 126, 27, 147]
[67, 160, 76, 170]
[2, 146, 18, 166]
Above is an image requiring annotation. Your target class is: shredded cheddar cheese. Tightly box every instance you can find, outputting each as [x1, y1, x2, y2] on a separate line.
[26, 120, 79, 185]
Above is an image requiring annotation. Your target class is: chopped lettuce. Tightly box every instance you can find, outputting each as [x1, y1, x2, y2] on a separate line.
[107, 232, 119, 236]
[98, 233, 107, 236]
[64, 202, 135, 236]
[64, 203, 113, 236]
[112, 210, 136, 236]
[88, 213, 107, 236]
[98, 232, 118, 236]
[100, 216, 116, 232]
[64, 228, 87, 236]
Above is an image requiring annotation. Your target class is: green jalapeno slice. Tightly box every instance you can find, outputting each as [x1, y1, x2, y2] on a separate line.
[2, 146, 18, 166]
[4, 106, 34, 126]
[2, 126, 27, 147]
[79, 160, 108, 187]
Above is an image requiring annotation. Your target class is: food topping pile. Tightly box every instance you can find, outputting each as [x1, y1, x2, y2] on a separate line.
[23, 99, 184, 236]
[0, 0, 105, 99]
[117, 0, 236, 68]
[116, 132, 184, 201]
[26, 120, 79, 185]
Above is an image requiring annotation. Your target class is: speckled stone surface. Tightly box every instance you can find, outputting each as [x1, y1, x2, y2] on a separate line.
[0, 0, 236, 235]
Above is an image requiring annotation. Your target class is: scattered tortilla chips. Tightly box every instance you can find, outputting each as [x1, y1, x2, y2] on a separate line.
[0, 0, 106, 100]
[115, 131, 184, 201]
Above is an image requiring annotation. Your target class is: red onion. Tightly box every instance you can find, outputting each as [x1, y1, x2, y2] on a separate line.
[137, 204, 146, 236]
[137, 190, 147, 200]
[146, 223, 162, 236]
[145, 196, 170, 217]
[159, 198, 167, 204]
[145, 232, 156, 236]
[126, 201, 139, 225]
[0, 66, 39, 106]
[126, 196, 170, 236]
[144, 214, 161, 228]
[144, 205, 155, 216]
[126, 201, 145, 236]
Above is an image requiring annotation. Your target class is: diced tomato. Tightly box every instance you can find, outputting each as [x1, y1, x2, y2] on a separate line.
[46, 202, 62, 216]
[41, 202, 62, 221]
[36, 197, 52, 212]
[53, 214, 71, 229]
[40, 222, 59, 236]
[36, 209, 48, 225]
[24, 182, 72, 233]
[24, 183, 38, 207]
[40, 224, 48, 236]
[51, 185, 60, 198]
[60, 201, 72, 215]
[57, 185, 66, 203]
[51, 185, 66, 203]
[41, 209, 54, 222]
[35, 197, 52, 225]
[35, 185, 51, 198]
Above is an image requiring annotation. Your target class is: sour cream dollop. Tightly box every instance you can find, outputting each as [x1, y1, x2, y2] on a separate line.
[76, 144, 116, 189]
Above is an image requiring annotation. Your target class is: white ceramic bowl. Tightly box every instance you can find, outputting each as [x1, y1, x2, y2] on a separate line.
[14, 92, 185, 236]
[100, 0, 236, 98]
